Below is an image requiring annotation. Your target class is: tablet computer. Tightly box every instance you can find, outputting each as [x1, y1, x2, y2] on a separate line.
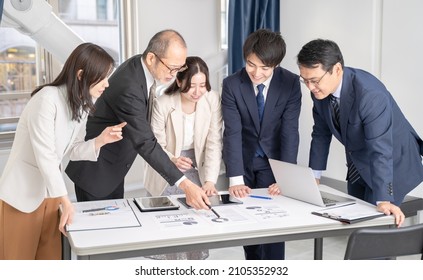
[177, 194, 243, 209]
[134, 196, 180, 212]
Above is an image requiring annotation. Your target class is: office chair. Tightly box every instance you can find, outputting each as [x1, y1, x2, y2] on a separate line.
[344, 223, 423, 260]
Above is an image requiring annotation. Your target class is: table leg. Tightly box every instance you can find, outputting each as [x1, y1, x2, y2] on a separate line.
[62, 235, 71, 260]
[314, 238, 323, 260]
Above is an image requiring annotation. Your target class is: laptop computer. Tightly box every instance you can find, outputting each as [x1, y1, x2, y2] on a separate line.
[269, 159, 355, 207]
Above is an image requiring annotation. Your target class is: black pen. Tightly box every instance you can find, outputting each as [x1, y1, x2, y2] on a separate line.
[191, 163, 198, 170]
[209, 205, 221, 218]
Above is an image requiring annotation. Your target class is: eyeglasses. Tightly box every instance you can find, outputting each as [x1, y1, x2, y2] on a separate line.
[300, 70, 328, 87]
[152, 53, 188, 75]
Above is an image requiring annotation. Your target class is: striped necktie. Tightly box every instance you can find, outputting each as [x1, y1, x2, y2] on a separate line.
[330, 95, 360, 184]
[329, 94, 340, 131]
[256, 84, 265, 123]
[255, 84, 265, 157]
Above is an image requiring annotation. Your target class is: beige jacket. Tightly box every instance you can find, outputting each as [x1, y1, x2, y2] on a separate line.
[144, 90, 223, 196]
[0, 86, 98, 212]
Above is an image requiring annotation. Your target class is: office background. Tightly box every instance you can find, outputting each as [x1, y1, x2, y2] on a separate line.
[0, 0, 422, 204]
[114, 0, 423, 202]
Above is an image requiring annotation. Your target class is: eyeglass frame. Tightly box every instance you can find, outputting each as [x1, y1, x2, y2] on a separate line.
[152, 52, 188, 75]
[299, 70, 329, 87]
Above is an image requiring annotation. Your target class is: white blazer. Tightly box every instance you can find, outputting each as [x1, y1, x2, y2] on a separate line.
[144, 90, 223, 196]
[0, 86, 98, 213]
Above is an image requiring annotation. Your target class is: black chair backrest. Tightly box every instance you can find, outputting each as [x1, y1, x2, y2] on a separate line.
[344, 223, 423, 260]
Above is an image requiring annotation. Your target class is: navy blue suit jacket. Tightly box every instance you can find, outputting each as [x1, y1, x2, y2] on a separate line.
[310, 67, 423, 205]
[222, 67, 301, 178]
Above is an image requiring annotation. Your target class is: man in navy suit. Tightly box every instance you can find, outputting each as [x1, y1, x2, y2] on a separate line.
[297, 39, 423, 227]
[221, 29, 301, 260]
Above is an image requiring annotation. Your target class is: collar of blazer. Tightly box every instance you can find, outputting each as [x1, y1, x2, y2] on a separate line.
[167, 92, 211, 153]
[338, 70, 356, 142]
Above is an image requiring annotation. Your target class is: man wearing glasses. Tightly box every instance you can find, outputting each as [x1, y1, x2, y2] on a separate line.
[297, 39, 423, 227]
[66, 29, 211, 210]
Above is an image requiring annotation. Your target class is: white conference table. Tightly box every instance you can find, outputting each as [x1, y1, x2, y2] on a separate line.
[63, 186, 394, 260]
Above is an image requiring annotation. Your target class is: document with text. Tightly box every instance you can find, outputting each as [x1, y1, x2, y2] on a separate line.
[66, 199, 141, 231]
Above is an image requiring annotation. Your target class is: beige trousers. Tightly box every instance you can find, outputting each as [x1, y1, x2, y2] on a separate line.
[0, 198, 62, 260]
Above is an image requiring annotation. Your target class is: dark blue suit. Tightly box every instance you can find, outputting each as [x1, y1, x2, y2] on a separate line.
[222, 67, 301, 259]
[310, 67, 423, 205]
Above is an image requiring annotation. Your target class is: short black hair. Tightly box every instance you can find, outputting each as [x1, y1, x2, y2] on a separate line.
[297, 39, 344, 71]
[243, 29, 286, 67]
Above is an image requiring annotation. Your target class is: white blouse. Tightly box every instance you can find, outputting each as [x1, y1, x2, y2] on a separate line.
[182, 112, 195, 150]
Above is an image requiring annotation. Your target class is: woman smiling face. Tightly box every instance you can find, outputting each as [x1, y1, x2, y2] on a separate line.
[180, 72, 207, 104]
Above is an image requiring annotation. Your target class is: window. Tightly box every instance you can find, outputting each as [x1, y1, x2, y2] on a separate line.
[0, 0, 121, 147]
[220, 0, 228, 50]
[57, 0, 120, 62]
[0, 28, 35, 136]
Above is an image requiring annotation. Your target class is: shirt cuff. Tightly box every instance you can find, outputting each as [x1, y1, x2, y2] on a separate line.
[174, 175, 186, 187]
[229, 176, 244, 187]
[376, 201, 390, 205]
[312, 170, 323, 179]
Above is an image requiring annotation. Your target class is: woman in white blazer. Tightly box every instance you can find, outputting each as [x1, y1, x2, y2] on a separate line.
[144, 56, 223, 259]
[0, 43, 126, 260]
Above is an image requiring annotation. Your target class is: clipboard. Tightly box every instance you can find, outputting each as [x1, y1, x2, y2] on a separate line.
[311, 203, 385, 224]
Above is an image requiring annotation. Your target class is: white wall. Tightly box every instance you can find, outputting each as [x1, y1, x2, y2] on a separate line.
[280, 0, 422, 197]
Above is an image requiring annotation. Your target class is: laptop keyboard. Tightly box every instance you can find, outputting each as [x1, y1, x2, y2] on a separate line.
[322, 197, 338, 205]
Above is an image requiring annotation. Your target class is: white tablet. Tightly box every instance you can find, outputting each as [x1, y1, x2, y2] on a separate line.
[134, 196, 180, 212]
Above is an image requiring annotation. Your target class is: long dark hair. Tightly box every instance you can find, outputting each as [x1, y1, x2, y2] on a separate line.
[31, 43, 114, 121]
[164, 56, 211, 94]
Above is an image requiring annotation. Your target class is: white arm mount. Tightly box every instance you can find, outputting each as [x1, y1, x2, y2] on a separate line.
[1, 0, 84, 63]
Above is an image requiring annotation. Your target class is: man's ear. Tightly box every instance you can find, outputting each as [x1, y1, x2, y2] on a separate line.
[145, 52, 155, 67]
[334, 62, 342, 75]
[77, 69, 83, 81]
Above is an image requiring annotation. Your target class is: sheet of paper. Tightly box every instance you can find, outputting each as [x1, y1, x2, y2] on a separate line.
[242, 204, 289, 221]
[152, 211, 206, 228]
[152, 206, 256, 228]
[196, 207, 252, 224]
[66, 200, 141, 231]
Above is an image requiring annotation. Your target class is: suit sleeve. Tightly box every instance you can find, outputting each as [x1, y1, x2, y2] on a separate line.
[221, 79, 245, 177]
[359, 91, 394, 202]
[68, 116, 99, 161]
[110, 88, 183, 185]
[309, 97, 333, 170]
[279, 77, 301, 163]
